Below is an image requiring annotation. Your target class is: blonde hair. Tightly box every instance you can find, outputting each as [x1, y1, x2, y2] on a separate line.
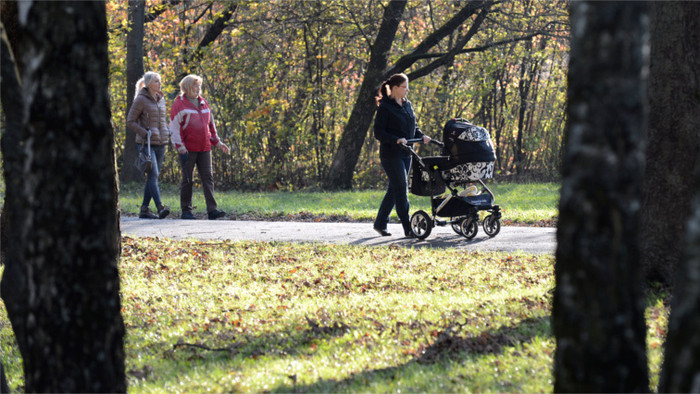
[134, 71, 160, 99]
[179, 74, 203, 97]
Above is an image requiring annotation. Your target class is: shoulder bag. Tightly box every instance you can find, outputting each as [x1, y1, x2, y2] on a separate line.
[134, 129, 152, 174]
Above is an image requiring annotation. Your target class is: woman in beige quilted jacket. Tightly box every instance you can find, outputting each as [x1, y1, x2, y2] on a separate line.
[127, 71, 171, 219]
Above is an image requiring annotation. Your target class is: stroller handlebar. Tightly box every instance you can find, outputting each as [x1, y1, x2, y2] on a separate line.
[405, 138, 445, 148]
[399, 138, 444, 169]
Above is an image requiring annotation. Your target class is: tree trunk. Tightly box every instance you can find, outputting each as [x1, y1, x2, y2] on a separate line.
[0, 2, 125, 391]
[656, 3, 700, 391]
[660, 165, 700, 392]
[553, 2, 649, 392]
[323, 0, 407, 189]
[121, 0, 146, 183]
[0, 6, 26, 389]
[640, 2, 700, 287]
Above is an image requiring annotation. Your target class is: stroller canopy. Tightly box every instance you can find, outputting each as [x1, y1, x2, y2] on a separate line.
[442, 118, 496, 164]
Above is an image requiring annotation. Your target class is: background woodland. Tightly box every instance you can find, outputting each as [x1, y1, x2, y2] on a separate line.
[109, 0, 569, 190]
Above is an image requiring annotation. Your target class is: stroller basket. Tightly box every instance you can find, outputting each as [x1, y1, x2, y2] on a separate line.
[409, 156, 449, 197]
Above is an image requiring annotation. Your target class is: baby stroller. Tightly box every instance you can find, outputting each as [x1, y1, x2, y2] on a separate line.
[405, 118, 502, 240]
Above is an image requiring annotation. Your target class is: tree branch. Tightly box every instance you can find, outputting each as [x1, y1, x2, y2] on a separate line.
[176, 2, 238, 81]
[406, 4, 491, 80]
[407, 29, 552, 81]
[385, 0, 494, 76]
[144, 0, 182, 23]
[185, 3, 237, 68]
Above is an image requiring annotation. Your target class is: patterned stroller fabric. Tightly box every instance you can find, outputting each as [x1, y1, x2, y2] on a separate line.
[441, 118, 496, 181]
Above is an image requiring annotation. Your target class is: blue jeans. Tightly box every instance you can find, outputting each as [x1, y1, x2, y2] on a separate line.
[374, 155, 412, 234]
[140, 144, 166, 209]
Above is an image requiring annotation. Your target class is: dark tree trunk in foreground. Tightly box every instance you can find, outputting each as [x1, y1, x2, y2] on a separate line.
[640, 2, 700, 287]
[122, 0, 146, 183]
[656, 3, 700, 389]
[553, 2, 649, 392]
[0, 2, 125, 392]
[660, 165, 700, 393]
[1, 4, 26, 388]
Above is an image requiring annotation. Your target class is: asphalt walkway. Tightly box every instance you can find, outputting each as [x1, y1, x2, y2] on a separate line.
[121, 217, 556, 254]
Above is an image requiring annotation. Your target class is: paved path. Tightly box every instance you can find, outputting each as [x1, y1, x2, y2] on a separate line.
[122, 217, 556, 254]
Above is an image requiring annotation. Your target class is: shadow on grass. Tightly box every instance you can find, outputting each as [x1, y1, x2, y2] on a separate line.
[163, 315, 352, 360]
[127, 304, 550, 391]
[269, 315, 551, 392]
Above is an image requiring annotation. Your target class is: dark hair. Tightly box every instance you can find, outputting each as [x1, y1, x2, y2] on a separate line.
[376, 73, 408, 105]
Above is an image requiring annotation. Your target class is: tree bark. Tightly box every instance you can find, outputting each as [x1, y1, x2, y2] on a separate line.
[660, 165, 700, 394]
[121, 0, 146, 183]
[0, 7, 25, 390]
[640, 1, 700, 287]
[1, 0, 28, 363]
[553, 2, 649, 392]
[0, 2, 125, 391]
[323, 0, 407, 190]
[656, 3, 700, 390]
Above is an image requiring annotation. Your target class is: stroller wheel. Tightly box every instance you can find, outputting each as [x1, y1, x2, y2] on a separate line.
[460, 217, 478, 240]
[483, 214, 501, 237]
[410, 210, 432, 239]
[451, 217, 463, 235]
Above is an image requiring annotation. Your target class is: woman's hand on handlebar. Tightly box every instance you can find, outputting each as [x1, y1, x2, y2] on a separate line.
[422, 135, 431, 144]
[397, 138, 408, 145]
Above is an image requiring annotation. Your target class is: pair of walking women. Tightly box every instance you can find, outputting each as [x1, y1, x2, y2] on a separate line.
[126, 72, 229, 220]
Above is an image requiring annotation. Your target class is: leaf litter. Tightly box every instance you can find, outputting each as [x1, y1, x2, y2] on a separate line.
[118, 235, 558, 392]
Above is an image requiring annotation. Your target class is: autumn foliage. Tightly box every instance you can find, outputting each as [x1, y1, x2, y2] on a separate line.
[107, 0, 568, 190]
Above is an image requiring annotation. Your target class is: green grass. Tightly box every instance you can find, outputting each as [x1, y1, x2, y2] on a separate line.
[0, 238, 668, 392]
[120, 182, 559, 225]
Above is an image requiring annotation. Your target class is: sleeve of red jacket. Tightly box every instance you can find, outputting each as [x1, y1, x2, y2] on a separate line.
[169, 97, 185, 149]
[207, 100, 220, 146]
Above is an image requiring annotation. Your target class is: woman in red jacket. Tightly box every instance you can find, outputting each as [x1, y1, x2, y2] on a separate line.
[170, 74, 230, 220]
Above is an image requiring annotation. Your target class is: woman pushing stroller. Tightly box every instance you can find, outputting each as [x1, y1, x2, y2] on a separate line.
[373, 73, 433, 238]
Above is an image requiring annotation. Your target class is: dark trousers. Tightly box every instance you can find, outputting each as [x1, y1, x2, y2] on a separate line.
[374, 155, 412, 234]
[179, 150, 218, 213]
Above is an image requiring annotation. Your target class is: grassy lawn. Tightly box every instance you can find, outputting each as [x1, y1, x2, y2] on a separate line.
[120, 181, 560, 225]
[0, 238, 667, 392]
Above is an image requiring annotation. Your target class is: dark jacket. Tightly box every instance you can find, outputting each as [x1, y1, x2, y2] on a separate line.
[374, 96, 424, 158]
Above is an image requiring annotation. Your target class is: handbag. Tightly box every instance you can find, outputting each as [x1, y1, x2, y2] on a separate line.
[134, 129, 152, 174]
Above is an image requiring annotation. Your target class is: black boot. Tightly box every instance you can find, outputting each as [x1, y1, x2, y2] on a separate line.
[157, 205, 170, 219]
[139, 206, 158, 219]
